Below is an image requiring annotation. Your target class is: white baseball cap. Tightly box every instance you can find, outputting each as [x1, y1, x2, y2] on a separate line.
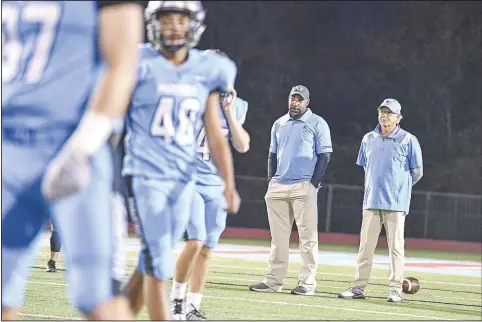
[378, 98, 401, 114]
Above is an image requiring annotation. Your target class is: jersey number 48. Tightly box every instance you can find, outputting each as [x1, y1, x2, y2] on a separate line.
[150, 96, 202, 146]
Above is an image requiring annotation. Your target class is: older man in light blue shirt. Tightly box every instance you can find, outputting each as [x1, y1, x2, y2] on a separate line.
[338, 98, 423, 303]
[249, 85, 332, 296]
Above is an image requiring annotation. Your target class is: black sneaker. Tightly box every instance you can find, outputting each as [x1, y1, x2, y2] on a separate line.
[186, 304, 206, 320]
[248, 282, 281, 292]
[171, 298, 186, 320]
[46, 260, 57, 273]
[291, 284, 315, 295]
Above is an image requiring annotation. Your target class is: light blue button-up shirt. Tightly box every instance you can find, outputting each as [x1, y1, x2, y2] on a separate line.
[270, 109, 333, 184]
[357, 125, 423, 214]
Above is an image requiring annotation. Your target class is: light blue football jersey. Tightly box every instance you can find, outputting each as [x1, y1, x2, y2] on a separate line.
[195, 97, 249, 186]
[122, 44, 237, 182]
[2, 1, 102, 129]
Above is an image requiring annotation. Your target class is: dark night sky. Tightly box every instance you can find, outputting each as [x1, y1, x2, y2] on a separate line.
[145, 1, 481, 195]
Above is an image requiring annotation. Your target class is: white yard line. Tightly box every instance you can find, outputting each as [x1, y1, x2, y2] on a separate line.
[18, 313, 82, 320]
[25, 280, 451, 320]
[29, 280, 67, 287]
[203, 295, 452, 320]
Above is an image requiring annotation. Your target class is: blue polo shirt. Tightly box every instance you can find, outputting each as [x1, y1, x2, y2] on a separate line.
[270, 109, 333, 184]
[357, 125, 423, 214]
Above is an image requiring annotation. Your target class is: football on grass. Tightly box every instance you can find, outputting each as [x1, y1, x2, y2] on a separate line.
[402, 277, 420, 294]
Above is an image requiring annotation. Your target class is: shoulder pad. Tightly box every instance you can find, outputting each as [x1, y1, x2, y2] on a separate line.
[204, 52, 237, 93]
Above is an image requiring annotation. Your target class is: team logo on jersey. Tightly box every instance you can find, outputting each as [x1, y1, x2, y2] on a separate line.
[194, 75, 208, 82]
[157, 84, 197, 96]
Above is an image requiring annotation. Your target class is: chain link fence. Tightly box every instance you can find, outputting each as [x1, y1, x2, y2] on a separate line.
[230, 175, 482, 243]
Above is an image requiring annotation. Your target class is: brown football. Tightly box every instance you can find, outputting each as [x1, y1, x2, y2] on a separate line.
[402, 277, 420, 294]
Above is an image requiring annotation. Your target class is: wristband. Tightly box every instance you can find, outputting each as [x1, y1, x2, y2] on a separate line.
[67, 110, 114, 156]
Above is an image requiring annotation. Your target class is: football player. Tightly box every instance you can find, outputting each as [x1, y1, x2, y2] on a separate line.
[122, 1, 241, 320]
[45, 221, 61, 273]
[180, 86, 250, 320]
[2, 1, 144, 319]
[124, 64, 250, 322]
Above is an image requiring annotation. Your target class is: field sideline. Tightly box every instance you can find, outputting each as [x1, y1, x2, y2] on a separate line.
[20, 235, 482, 320]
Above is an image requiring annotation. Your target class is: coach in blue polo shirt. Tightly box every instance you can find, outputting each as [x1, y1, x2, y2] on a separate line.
[338, 98, 423, 303]
[249, 85, 332, 296]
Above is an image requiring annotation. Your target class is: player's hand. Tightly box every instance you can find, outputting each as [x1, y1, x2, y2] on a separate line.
[224, 186, 241, 215]
[41, 109, 114, 201]
[220, 88, 237, 114]
[41, 146, 91, 201]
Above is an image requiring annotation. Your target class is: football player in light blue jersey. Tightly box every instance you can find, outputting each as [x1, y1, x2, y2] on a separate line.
[122, 1, 241, 320]
[1, 1, 144, 320]
[179, 87, 250, 320]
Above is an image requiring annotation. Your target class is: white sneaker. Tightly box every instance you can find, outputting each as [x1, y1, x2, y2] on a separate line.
[186, 304, 207, 320]
[337, 286, 365, 299]
[387, 290, 404, 303]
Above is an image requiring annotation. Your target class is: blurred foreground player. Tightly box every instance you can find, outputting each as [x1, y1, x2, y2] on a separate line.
[46, 141, 129, 279]
[2, 1, 144, 319]
[122, 1, 241, 320]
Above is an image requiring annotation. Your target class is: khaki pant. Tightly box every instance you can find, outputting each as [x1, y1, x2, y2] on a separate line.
[262, 181, 318, 290]
[352, 209, 406, 292]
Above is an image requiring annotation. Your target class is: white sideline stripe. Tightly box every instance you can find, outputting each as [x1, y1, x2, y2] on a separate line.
[211, 275, 482, 302]
[203, 295, 451, 320]
[18, 313, 83, 320]
[36, 251, 482, 287]
[25, 280, 448, 320]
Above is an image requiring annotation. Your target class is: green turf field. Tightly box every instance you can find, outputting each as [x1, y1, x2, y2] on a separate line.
[21, 239, 482, 320]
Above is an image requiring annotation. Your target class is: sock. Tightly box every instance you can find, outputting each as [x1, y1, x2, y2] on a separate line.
[171, 280, 188, 300]
[50, 230, 61, 252]
[187, 292, 203, 311]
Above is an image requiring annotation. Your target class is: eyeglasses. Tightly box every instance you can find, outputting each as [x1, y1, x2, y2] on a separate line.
[378, 110, 397, 116]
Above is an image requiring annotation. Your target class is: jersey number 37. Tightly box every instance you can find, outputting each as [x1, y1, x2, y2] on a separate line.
[2, 2, 61, 84]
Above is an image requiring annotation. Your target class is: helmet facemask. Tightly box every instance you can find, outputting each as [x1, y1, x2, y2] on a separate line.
[145, 1, 206, 53]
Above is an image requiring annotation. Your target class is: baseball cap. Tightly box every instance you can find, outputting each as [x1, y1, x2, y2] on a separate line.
[378, 98, 401, 114]
[290, 85, 310, 100]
